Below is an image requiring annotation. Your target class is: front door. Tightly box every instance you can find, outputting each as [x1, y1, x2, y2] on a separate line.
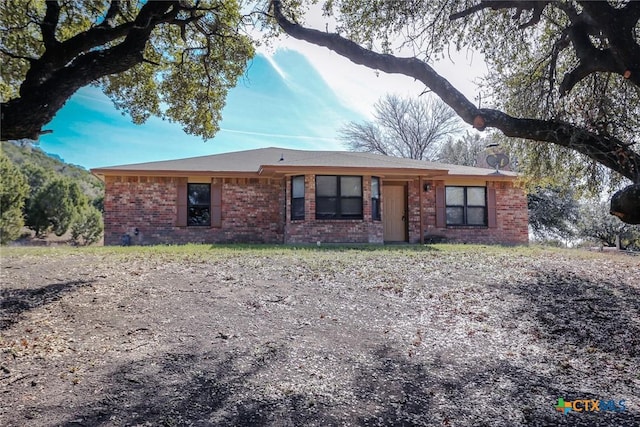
[383, 185, 406, 242]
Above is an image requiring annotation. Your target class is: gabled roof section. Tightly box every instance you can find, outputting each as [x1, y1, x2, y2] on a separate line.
[91, 147, 517, 179]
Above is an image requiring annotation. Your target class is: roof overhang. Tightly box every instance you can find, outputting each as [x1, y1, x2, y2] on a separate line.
[91, 169, 262, 181]
[92, 165, 518, 182]
[430, 173, 517, 181]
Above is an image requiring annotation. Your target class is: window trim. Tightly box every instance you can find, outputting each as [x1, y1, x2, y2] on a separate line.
[445, 186, 487, 226]
[291, 175, 305, 220]
[315, 175, 363, 220]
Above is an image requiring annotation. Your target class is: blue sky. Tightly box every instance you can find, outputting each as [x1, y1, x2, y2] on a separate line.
[37, 50, 367, 169]
[36, 33, 483, 170]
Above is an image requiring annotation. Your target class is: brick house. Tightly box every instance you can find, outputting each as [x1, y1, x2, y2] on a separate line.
[91, 147, 528, 245]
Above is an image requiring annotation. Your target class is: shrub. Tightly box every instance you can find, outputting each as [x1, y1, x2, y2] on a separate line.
[71, 206, 104, 245]
[26, 177, 88, 237]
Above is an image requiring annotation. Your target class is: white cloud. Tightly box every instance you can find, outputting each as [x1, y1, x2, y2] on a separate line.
[261, 54, 288, 80]
[218, 127, 339, 143]
[258, 16, 486, 121]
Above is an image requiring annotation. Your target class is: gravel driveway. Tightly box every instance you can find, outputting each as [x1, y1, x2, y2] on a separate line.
[1, 245, 639, 426]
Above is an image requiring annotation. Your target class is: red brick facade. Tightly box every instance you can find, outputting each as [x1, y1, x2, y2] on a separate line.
[284, 175, 384, 244]
[103, 174, 528, 246]
[419, 180, 529, 245]
[104, 176, 284, 245]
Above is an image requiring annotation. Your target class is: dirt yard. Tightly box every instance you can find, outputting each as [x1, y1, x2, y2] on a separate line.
[1, 245, 639, 426]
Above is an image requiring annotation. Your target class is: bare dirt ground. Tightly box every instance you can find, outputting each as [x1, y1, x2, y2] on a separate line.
[1, 245, 639, 426]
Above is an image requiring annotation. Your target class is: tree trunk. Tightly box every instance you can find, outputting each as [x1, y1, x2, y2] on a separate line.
[2, 91, 74, 141]
[610, 184, 640, 224]
[0, 1, 174, 141]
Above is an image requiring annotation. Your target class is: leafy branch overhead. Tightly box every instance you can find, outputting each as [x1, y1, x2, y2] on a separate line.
[270, 0, 640, 224]
[0, 0, 254, 141]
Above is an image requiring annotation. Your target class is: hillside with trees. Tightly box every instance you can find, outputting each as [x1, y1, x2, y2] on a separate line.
[1, 140, 103, 200]
[0, 140, 103, 245]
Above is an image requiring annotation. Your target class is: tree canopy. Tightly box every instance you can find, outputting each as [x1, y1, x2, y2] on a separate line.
[578, 199, 640, 249]
[528, 185, 580, 241]
[26, 176, 87, 237]
[270, 0, 640, 224]
[0, 0, 254, 141]
[0, 152, 29, 244]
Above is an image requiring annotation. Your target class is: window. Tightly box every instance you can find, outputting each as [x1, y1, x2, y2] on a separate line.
[291, 175, 305, 220]
[315, 175, 363, 219]
[371, 177, 381, 220]
[187, 183, 211, 226]
[445, 186, 486, 226]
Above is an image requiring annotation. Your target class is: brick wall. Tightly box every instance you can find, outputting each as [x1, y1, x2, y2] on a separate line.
[103, 174, 527, 246]
[104, 176, 284, 245]
[406, 180, 422, 244]
[284, 175, 384, 244]
[421, 180, 529, 245]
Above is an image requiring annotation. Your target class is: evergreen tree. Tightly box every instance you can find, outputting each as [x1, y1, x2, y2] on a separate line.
[0, 153, 29, 243]
[437, 132, 486, 167]
[528, 186, 580, 241]
[26, 177, 87, 237]
[71, 206, 104, 246]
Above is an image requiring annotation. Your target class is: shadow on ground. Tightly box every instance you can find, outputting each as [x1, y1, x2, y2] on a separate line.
[0, 280, 93, 330]
[509, 268, 640, 356]
[7, 265, 639, 426]
[56, 343, 345, 427]
[54, 341, 638, 425]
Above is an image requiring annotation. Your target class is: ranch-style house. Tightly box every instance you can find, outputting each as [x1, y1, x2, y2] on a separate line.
[91, 147, 529, 245]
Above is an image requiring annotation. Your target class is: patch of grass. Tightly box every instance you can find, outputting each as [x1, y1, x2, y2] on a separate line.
[1, 242, 630, 265]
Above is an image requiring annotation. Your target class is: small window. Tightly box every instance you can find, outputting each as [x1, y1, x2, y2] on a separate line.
[371, 177, 381, 220]
[188, 183, 211, 226]
[445, 186, 486, 226]
[315, 175, 363, 219]
[291, 175, 305, 220]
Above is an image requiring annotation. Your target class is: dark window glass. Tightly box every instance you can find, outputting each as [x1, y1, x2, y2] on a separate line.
[371, 177, 381, 220]
[291, 176, 305, 220]
[316, 176, 338, 197]
[315, 176, 363, 219]
[467, 187, 486, 206]
[446, 207, 464, 225]
[187, 183, 211, 226]
[340, 176, 362, 196]
[467, 207, 486, 225]
[446, 187, 464, 205]
[316, 197, 338, 218]
[341, 198, 363, 216]
[445, 186, 486, 226]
